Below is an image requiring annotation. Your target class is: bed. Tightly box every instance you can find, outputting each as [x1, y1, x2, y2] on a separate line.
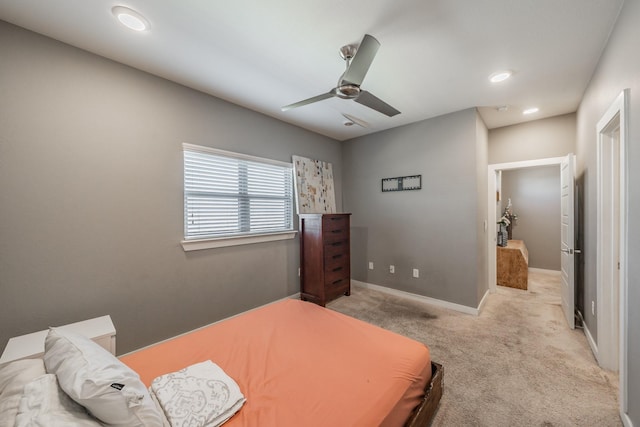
[0, 299, 443, 427]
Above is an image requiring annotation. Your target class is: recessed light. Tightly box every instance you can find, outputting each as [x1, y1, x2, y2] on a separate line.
[489, 70, 512, 83]
[523, 107, 539, 115]
[497, 105, 509, 112]
[112, 6, 149, 32]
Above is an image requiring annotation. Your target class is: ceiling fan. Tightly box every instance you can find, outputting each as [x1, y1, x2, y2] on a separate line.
[281, 34, 400, 117]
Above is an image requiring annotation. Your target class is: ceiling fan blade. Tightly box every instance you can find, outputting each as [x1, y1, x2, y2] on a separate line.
[281, 92, 334, 111]
[355, 91, 401, 117]
[342, 113, 369, 128]
[341, 34, 380, 86]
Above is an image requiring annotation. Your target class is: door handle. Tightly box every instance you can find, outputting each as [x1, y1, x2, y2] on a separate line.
[561, 248, 582, 254]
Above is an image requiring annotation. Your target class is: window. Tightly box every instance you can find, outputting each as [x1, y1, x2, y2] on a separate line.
[182, 143, 295, 250]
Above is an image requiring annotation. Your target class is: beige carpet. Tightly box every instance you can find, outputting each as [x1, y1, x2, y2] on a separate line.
[328, 270, 621, 426]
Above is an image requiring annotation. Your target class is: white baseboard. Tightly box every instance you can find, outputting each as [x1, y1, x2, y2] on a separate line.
[583, 321, 599, 362]
[621, 411, 633, 427]
[351, 280, 485, 316]
[477, 289, 490, 315]
[528, 268, 561, 275]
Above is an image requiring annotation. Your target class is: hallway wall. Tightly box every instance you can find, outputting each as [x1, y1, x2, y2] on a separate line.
[501, 166, 560, 270]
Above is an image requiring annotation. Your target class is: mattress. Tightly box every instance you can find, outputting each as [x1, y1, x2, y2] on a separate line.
[120, 299, 431, 427]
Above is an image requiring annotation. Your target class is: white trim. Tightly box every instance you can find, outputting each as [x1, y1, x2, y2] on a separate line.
[618, 91, 629, 417]
[182, 142, 293, 168]
[352, 280, 485, 316]
[583, 321, 599, 362]
[120, 292, 301, 357]
[595, 105, 619, 369]
[620, 412, 632, 427]
[477, 289, 490, 315]
[528, 268, 561, 275]
[181, 230, 297, 251]
[490, 156, 566, 171]
[487, 157, 565, 294]
[488, 168, 498, 293]
[595, 89, 629, 418]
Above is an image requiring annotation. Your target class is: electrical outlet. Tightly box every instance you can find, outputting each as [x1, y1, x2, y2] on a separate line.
[413, 268, 419, 278]
[389, 265, 395, 274]
[592, 301, 595, 316]
[368, 262, 374, 270]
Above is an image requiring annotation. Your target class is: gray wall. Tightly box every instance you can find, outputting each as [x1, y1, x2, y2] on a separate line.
[0, 21, 343, 354]
[488, 114, 575, 291]
[342, 108, 487, 308]
[489, 113, 576, 164]
[501, 167, 561, 270]
[575, 0, 640, 423]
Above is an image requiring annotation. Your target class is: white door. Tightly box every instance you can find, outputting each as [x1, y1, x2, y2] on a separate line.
[560, 154, 576, 329]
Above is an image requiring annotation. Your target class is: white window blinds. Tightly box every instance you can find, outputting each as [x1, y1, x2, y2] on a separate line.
[183, 144, 294, 240]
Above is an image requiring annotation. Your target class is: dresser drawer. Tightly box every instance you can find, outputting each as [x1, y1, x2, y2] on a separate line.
[324, 249, 348, 267]
[324, 239, 349, 259]
[324, 262, 349, 285]
[323, 229, 348, 244]
[322, 215, 349, 243]
[325, 276, 350, 292]
[326, 282, 350, 302]
[322, 215, 349, 232]
[324, 240, 349, 282]
[325, 252, 348, 273]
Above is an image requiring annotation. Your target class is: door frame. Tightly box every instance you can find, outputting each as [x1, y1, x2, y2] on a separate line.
[487, 157, 565, 293]
[596, 89, 629, 418]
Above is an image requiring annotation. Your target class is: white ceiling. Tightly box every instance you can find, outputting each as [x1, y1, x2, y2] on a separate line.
[0, 0, 624, 141]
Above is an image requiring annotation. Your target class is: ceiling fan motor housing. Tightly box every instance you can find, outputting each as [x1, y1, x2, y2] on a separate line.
[340, 44, 357, 60]
[336, 84, 360, 98]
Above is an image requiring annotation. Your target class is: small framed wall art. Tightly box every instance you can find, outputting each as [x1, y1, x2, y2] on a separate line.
[381, 175, 422, 192]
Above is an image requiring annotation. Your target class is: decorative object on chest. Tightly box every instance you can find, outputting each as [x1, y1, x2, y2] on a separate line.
[299, 213, 351, 306]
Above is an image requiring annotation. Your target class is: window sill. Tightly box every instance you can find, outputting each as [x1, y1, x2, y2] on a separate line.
[181, 231, 297, 251]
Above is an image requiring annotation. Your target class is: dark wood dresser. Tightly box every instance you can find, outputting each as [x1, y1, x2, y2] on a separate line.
[299, 213, 351, 306]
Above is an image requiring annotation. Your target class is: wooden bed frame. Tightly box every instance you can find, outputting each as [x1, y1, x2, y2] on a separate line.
[405, 362, 444, 426]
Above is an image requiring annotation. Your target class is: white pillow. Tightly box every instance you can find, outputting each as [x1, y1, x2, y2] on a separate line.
[44, 327, 162, 427]
[15, 373, 103, 427]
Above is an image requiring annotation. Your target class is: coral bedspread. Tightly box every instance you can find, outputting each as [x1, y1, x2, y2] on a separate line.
[120, 299, 431, 427]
